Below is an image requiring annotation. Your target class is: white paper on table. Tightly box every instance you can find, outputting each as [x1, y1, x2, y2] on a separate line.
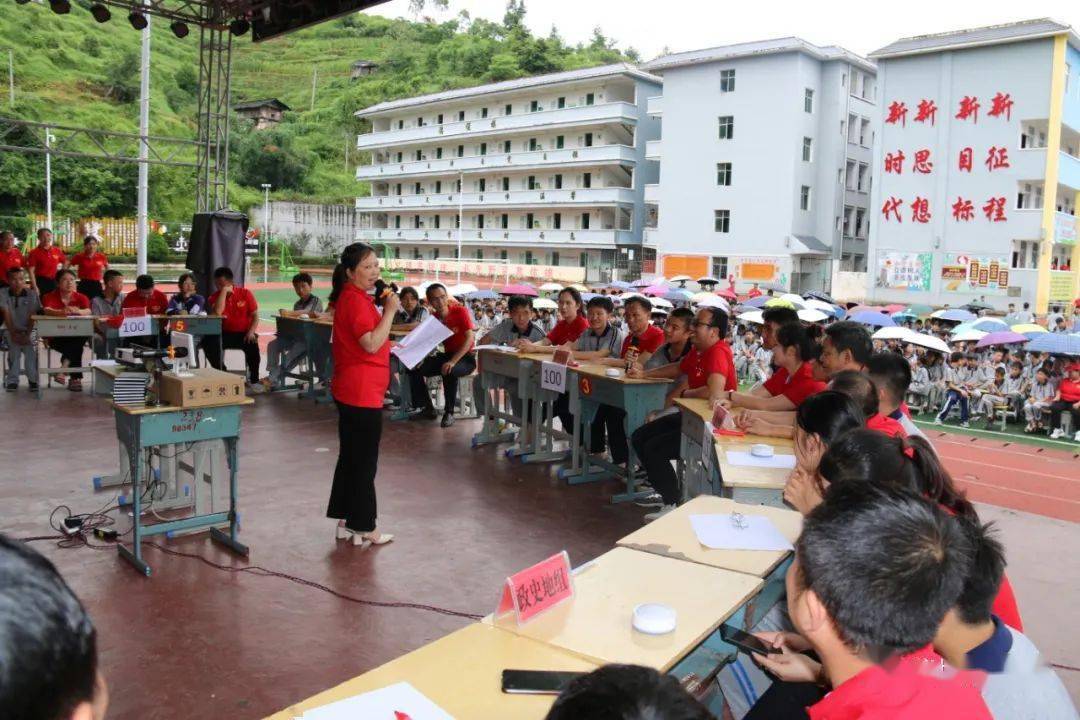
[90, 359, 120, 368]
[689, 514, 794, 552]
[724, 451, 797, 469]
[298, 681, 455, 720]
[473, 344, 519, 353]
[390, 316, 454, 370]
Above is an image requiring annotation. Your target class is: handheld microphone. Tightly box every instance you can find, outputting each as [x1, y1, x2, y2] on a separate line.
[132, 346, 190, 360]
[373, 279, 399, 307]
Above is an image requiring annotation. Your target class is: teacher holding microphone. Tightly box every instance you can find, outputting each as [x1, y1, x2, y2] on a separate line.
[327, 242, 398, 548]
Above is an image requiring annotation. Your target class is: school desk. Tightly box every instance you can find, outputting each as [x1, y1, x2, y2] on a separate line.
[273, 315, 323, 399]
[32, 315, 97, 398]
[517, 352, 575, 463]
[472, 348, 536, 455]
[99, 314, 222, 365]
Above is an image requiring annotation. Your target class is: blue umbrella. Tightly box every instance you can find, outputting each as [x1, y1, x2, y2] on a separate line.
[934, 309, 977, 323]
[664, 289, 694, 302]
[971, 317, 1009, 332]
[743, 296, 770, 308]
[464, 289, 499, 300]
[609, 280, 633, 290]
[892, 311, 918, 321]
[851, 311, 896, 327]
[579, 292, 601, 302]
[1024, 333, 1080, 356]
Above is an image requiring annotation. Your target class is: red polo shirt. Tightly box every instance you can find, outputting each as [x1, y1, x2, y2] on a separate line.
[41, 289, 90, 313]
[747, 288, 762, 298]
[621, 323, 665, 357]
[208, 286, 259, 333]
[763, 362, 827, 407]
[26, 245, 66, 280]
[1060, 378, 1080, 403]
[547, 314, 588, 345]
[0, 247, 26, 281]
[438, 303, 474, 354]
[121, 289, 169, 315]
[866, 413, 907, 438]
[69, 251, 109, 282]
[681, 340, 737, 391]
[332, 283, 389, 408]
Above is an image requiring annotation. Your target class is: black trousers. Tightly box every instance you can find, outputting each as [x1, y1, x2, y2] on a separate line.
[743, 679, 822, 720]
[326, 402, 382, 533]
[630, 412, 682, 504]
[591, 406, 629, 464]
[554, 393, 574, 435]
[409, 351, 476, 414]
[76, 279, 103, 300]
[1049, 399, 1080, 430]
[203, 330, 262, 384]
[36, 276, 57, 295]
[49, 337, 86, 379]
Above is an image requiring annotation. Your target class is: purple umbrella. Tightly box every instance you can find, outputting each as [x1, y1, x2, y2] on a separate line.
[743, 296, 770, 308]
[500, 284, 538, 297]
[643, 284, 669, 296]
[630, 278, 653, 288]
[975, 331, 1030, 348]
[851, 311, 896, 327]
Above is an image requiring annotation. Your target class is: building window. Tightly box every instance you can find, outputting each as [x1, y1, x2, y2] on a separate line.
[477, 214, 485, 229]
[582, 172, 592, 188]
[477, 178, 486, 192]
[554, 174, 563, 189]
[397, 119, 404, 129]
[529, 138, 539, 151]
[481, 107, 488, 118]
[527, 175, 537, 190]
[800, 185, 812, 211]
[479, 142, 487, 156]
[585, 92, 595, 105]
[553, 212, 562, 229]
[504, 103, 512, 115]
[501, 213, 509, 229]
[437, 113, 443, 125]
[843, 206, 854, 236]
[845, 160, 856, 190]
[1012, 240, 1039, 269]
[720, 69, 736, 92]
[416, 116, 424, 127]
[433, 215, 440, 229]
[396, 151, 403, 163]
[714, 209, 730, 233]
[394, 215, 401, 229]
[456, 145, 464, 158]
[502, 177, 510, 191]
[395, 183, 402, 195]
[859, 118, 871, 146]
[804, 88, 814, 113]
[857, 163, 869, 192]
[413, 247, 421, 260]
[556, 135, 565, 149]
[433, 248, 440, 259]
[716, 162, 732, 186]
[557, 96, 566, 109]
[524, 250, 534, 264]
[802, 137, 813, 162]
[551, 251, 560, 265]
[393, 246, 400, 259]
[457, 110, 465, 122]
[530, 100, 540, 112]
[581, 213, 590, 230]
[435, 180, 442, 193]
[475, 249, 484, 260]
[414, 182, 421, 194]
[847, 113, 858, 144]
[415, 149, 422, 161]
[855, 208, 866, 238]
[503, 140, 512, 154]
[526, 212, 535, 228]
[500, 249, 508, 261]
[584, 132, 594, 147]
[435, 148, 442, 159]
[580, 252, 588, 267]
[711, 256, 729, 278]
[837, 168, 844, 186]
[454, 214, 460, 228]
[718, 116, 734, 140]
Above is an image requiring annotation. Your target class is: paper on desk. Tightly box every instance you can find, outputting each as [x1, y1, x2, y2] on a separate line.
[298, 681, 454, 720]
[690, 514, 794, 552]
[724, 451, 797, 469]
[390, 316, 454, 370]
[90, 359, 120, 368]
[473, 344, 519, 353]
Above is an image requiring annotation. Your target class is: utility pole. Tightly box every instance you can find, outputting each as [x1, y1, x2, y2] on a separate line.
[44, 129, 53, 230]
[310, 66, 317, 111]
[457, 170, 463, 284]
[135, 0, 151, 276]
[261, 183, 271, 283]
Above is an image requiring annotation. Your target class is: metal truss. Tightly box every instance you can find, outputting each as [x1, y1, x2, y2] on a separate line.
[194, 14, 233, 212]
[0, 116, 198, 166]
[92, 1, 263, 27]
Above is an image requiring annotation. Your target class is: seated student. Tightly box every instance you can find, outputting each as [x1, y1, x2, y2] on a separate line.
[477, 296, 546, 415]
[517, 287, 588, 354]
[166, 273, 206, 315]
[0, 534, 109, 720]
[817, 320, 873, 377]
[934, 520, 1079, 720]
[781, 391, 865, 514]
[572, 295, 624, 362]
[818, 429, 1024, 631]
[1047, 362, 1080, 441]
[734, 329, 761, 380]
[640, 307, 693, 371]
[41, 269, 92, 391]
[203, 266, 262, 388]
[757, 306, 799, 364]
[828, 369, 906, 438]
[121, 274, 169, 315]
[867, 351, 929, 442]
[0, 267, 41, 391]
[628, 306, 735, 520]
[545, 664, 714, 720]
[259, 272, 324, 390]
[725, 322, 826, 415]
[937, 351, 974, 427]
[1023, 367, 1055, 433]
[976, 366, 1013, 429]
[909, 352, 933, 405]
[68, 235, 109, 300]
[747, 483, 990, 720]
[391, 286, 428, 331]
[408, 282, 475, 428]
[91, 269, 125, 358]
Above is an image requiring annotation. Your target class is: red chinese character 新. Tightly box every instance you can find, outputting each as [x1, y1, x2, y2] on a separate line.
[914, 99, 938, 125]
[985, 146, 1010, 171]
[882, 197, 903, 222]
[958, 147, 973, 173]
[982, 197, 1007, 222]
[987, 92, 1013, 120]
[913, 149, 933, 174]
[956, 95, 980, 123]
[885, 101, 908, 126]
[911, 197, 931, 223]
[952, 197, 974, 221]
[884, 150, 905, 174]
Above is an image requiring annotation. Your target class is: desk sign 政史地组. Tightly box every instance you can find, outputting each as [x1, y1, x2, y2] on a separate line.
[496, 550, 574, 624]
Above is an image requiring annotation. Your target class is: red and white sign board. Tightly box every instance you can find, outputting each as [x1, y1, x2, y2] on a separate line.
[496, 550, 574, 624]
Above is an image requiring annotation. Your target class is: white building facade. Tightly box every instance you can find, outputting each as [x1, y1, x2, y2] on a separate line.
[641, 39, 876, 293]
[353, 64, 662, 282]
[868, 19, 1080, 312]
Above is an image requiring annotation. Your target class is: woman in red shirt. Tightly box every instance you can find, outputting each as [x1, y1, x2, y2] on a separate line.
[326, 243, 398, 548]
[41, 269, 92, 391]
[517, 287, 588, 433]
[68, 236, 109, 300]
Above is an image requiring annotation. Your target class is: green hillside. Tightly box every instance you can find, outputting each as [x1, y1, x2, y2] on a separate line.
[0, 1, 635, 233]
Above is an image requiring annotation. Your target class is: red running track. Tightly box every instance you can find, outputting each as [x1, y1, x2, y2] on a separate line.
[928, 431, 1080, 522]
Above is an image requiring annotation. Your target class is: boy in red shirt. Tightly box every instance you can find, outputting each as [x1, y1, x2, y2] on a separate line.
[203, 266, 262, 387]
[1048, 363, 1080, 441]
[25, 228, 66, 296]
[121, 275, 169, 315]
[408, 283, 475, 427]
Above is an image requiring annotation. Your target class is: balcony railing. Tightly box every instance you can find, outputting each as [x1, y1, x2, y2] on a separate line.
[646, 95, 663, 116]
[644, 183, 660, 204]
[357, 227, 633, 247]
[355, 186, 637, 211]
[645, 139, 661, 160]
[356, 144, 637, 181]
[357, 102, 639, 149]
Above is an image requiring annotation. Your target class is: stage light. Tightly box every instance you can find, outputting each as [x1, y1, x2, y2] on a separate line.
[89, 3, 111, 22]
[170, 21, 189, 38]
[128, 11, 147, 30]
[15, 0, 34, 5]
[48, 0, 71, 14]
[229, 18, 249, 36]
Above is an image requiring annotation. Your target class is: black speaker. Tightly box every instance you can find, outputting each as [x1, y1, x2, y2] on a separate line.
[185, 211, 249, 299]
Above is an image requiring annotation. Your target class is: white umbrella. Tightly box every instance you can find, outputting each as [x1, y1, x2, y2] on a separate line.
[621, 291, 646, 300]
[695, 295, 731, 312]
[532, 297, 558, 310]
[650, 297, 674, 309]
[872, 326, 915, 341]
[539, 282, 564, 292]
[797, 308, 830, 323]
[690, 291, 718, 303]
[737, 310, 765, 325]
[779, 293, 806, 306]
[447, 283, 478, 297]
[669, 274, 693, 283]
[906, 333, 951, 355]
[951, 329, 988, 343]
[803, 298, 837, 314]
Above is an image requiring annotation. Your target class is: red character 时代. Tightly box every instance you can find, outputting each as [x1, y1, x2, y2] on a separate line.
[912, 149, 933, 174]
[956, 95, 980, 123]
[914, 99, 937, 125]
[911, 197, 931, 223]
[958, 147, 973, 172]
[882, 197, 903, 222]
[987, 92, 1013, 120]
[985, 146, 1010, 171]
[952, 198, 974, 221]
[884, 150, 905, 174]
[885, 101, 908, 126]
[982, 197, 1007, 222]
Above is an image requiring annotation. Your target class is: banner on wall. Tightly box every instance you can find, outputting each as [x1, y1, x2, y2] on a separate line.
[875, 251, 932, 291]
[939, 253, 1010, 295]
[736, 257, 781, 283]
[1048, 271, 1076, 303]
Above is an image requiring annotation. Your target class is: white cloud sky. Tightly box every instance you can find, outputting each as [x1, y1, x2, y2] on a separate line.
[368, 0, 1077, 59]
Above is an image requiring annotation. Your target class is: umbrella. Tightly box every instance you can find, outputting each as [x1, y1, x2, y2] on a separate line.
[447, 283, 478, 297]
[804, 290, 836, 304]
[650, 297, 674, 309]
[849, 305, 888, 314]
[975, 331, 1030, 348]
[697, 276, 721, 286]
[539, 282, 563, 292]
[779, 293, 805, 306]
[873, 327, 915, 341]
[567, 283, 589, 292]
[951, 329, 988, 343]
[695, 295, 730, 312]
[883, 303, 908, 314]
[904, 303, 935, 315]
[690, 291, 718, 303]
[797, 308, 829, 323]
[1010, 323, 1047, 334]
[850, 311, 896, 327]
[532, 297, 558, 310]
[1024, 333, 1080, 356]
[643, 284, 669, 296]
[717, 288, 738, 300]
[964, 301, 994, 312]
[664, 289, 694, 302]
[669, 274, 692, 286]
[804, 298, 839, 314]
[764, 297, 801, 309]
[906, 333, 951, 355]
[630, 278, 654, 288]
[500, 284, 538, 297]
[892, 311, 918, 321]
[609, 280, 633, 290]
[743, 296, 771, 308]
[737, 310, 765, 325]
[931, 308, 976, 322]
[971, 317, 1009, 332]
[464, 289, 499, 300]
[579, 292, 601, 302]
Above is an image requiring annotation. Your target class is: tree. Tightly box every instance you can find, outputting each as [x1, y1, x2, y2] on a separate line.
[485, 53, 522, 82]
[503, 0, 526, 31]
[408, 0, 448, 14]
[231, 124, 311, 192]
[104, 50, 140, 103]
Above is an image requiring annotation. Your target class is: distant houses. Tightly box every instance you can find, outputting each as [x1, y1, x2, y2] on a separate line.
[233, 98, 291, 130]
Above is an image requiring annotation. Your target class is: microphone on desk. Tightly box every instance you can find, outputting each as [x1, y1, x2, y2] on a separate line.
[131, 346, 190, 360]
